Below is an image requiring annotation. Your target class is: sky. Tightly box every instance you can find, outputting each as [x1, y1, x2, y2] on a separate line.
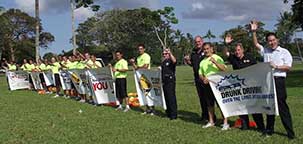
[0, 0, 298, 56]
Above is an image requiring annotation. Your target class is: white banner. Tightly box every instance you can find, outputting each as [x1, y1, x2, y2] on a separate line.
[30, 72, 43, 90]
[59, 70, 72, 90]
[69, 69, 87, 95]
[134, 69, 166, 109]
[6, 71, 30, 90]
[43, 70, 54, 86]
[208, 63, 278, 118]
[87, 67, 116, 104]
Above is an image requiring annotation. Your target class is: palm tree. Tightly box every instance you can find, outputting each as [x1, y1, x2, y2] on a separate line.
[35, 0, 40, 62]
[203, 29, 216, 42]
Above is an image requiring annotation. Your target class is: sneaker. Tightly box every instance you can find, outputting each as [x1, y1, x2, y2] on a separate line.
[221, 124, 230, 131]
[202, 122, 215, 128]
[150, 112, 155, 116]
[53, 94, 59, 98]
[141, 111, 148, 115]
[123, 107, 131, 112]
[116, 106, 123, 111]
[79, 99, 86, 103]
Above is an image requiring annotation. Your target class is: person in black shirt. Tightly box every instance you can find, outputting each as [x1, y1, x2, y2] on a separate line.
[224, 34, 265, 131]
[161, 48, 177, 120]
[184, 35, 209, 122]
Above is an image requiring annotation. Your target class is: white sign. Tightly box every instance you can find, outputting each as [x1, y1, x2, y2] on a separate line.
[6, 71, 30, 90]
[208, 63, 278, 118]
[134, 69, 166, 109]
[87, 67, 116, 104]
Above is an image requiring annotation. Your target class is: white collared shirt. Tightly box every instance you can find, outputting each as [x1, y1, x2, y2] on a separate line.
[258, 45, 293, 77]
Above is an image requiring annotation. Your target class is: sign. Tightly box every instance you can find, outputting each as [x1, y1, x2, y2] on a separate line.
[87, 67, 116, 104]
[6, 71, 30, 90]
[208, 63, 278, 118]
[134, 69, 166, 109]
[30, 72, 43, 90]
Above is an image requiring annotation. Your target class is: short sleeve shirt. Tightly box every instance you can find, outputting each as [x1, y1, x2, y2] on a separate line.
[114, 59, 128, 78]
[137, 53, 151, 69]
[51, 62, 61, 74]
[199, 54, 225, 76]
[258, 45, 292, 77]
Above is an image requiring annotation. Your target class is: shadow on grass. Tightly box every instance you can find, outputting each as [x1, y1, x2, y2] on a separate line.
[286, 70, 303, 87]
[177, 110, 202, 125]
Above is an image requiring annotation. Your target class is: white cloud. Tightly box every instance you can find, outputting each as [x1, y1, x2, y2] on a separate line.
[14, 0, 35, 13]
[74, 7, 95, 20]
[192, 2, 204, 10]
[224, 15, 247, 21]
[182, 0, 292, 22]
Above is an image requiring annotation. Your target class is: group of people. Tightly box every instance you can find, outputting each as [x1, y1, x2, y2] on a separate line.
[183, 20, 294, 139]
[2, 20, 295, 139]
[2, 52, 103, 103]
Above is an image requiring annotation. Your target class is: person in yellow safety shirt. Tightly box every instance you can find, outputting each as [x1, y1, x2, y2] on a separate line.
[60, 56, 72, 70]
[26, 59, 36, 72]
[20, 59, 30, 71]
[7, 61, 17, 71]
[88, 55, 102, 69]
[50, 57, 61, 98]
[129, 44, 154, 115]
[37, 59, 50, 93]
[110, 50, 130, 112]
[198, 42, 229, 130]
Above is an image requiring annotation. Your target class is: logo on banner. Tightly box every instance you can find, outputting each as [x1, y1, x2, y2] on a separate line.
[216, 75, 246, 92]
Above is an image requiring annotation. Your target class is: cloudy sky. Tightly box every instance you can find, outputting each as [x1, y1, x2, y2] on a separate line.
[0, 0, 294, 55]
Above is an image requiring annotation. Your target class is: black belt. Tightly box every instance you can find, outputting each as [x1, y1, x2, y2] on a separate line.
[163, 74, 175, 77]
[274, 76, 285, 79]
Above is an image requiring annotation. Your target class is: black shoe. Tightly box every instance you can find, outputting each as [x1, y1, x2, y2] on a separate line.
[288, 134, 295, 140]
[262, 129, 273, 137]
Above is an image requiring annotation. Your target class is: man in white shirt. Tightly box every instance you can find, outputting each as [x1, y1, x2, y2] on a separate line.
[251, 20, 295, 139]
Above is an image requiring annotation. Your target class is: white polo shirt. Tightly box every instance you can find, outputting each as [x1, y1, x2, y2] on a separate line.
[258, 44, 293, 77]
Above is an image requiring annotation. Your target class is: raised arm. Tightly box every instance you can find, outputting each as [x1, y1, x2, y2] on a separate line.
[250, 20, 262, 50]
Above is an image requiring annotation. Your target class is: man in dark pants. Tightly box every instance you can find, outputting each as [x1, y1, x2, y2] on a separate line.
[161, 48, 177, 120]
[251, 20, 295, 139]
[224, 35, 265, 131]
[184, 36, 208, 122]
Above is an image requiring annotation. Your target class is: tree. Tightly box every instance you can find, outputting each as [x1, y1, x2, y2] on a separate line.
[221, 22, 270, 58]
[203, 29, 216, 42]
[71, 0, 100, 54]
[153, 7, 178, 50]
[75, 8, 180, 64]
[275, 11, 298, 45]
[284, 0, 303, 30]
[0, 9, 54, 62]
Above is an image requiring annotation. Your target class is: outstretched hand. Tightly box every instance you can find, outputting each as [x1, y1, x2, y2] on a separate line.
[224, 33, 233, 44]
[250, 20, 258, 31]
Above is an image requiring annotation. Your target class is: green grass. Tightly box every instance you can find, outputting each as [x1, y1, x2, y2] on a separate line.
[0, 64, 302, 144]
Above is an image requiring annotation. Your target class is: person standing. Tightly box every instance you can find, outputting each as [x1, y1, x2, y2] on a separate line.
[161, 48, 177, 120]
[184, 36, 209, 122]
[251, 20, 295, 139]
[110, 51, 130, 112]
[224, 34, 265, 131]
[199, 42, 229, 130]
[50, 57, 61, 98]
[130, 44, 154, 115]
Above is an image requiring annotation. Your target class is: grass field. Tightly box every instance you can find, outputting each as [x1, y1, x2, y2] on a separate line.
[0, 64, 302, 144]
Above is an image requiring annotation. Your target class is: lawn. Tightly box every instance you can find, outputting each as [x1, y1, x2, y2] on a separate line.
[0, 64, 302, 144]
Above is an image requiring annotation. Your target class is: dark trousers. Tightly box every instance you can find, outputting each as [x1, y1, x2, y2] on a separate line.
[163, 77, 177, 119]
[266, 77, 295, 137]
[195, 79, 208, 120]
[239, 114, 264, 130]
